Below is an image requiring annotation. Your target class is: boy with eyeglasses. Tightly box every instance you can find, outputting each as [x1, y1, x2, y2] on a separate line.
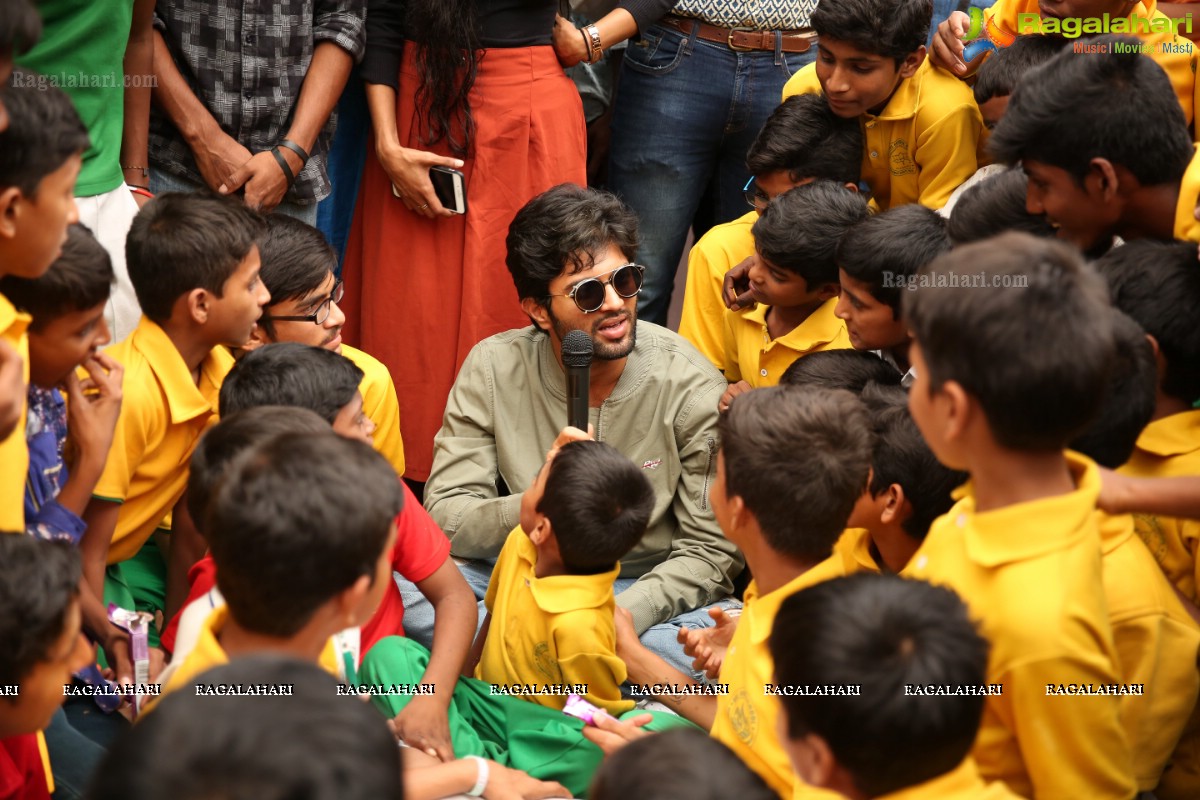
[242, 214, 406, 477]
[421, 184, 738, 681]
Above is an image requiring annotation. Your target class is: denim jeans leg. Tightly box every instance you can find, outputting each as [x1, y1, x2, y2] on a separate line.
[638, 597, 743, 683]
[609, 26, 816, 326]
[393, 559, 492, 651]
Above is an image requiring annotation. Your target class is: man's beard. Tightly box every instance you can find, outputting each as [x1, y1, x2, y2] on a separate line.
[548, 305, 638, 361]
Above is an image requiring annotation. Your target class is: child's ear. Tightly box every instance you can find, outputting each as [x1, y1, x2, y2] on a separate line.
[787, 733, 838, 790]
[940, 379, 972, 444]
[880, 483, 911, 528]
[527, 516, 553, 547]
[0, 187, 22, 239]
[842, 182, 859, 193]
[899, 46, 926, 79]
[815, 282, 841, 302]
[520, 297, 552, 334]
[1086, 157, 1122, 202]
[187, 288, 210, 325]
[243, 324, 270, 351]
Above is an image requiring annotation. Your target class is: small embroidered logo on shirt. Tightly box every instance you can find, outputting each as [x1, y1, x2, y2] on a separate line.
[642, 459, 662, 470]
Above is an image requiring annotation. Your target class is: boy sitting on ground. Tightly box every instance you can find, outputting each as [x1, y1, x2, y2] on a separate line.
[471, 438, 655, 716]
[834, 205, 951, 382]
[679, 94, 863, 369]
[587, 386, 874, 800]
[902, 232, 1134, 798]
[80, 192, 270, 659]
[243, 214, 406, 476]
[769, 573, 1023, 799]
[0, 535, 92, 800]
[719, 181, 868, 408]
[0, 75, 88, 532]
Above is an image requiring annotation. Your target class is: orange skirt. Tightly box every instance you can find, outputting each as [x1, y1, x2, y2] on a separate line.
[342, 45, 586, 480]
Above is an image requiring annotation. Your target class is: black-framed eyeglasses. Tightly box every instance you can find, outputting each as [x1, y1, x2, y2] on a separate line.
[550, 264, 645, 313]
[260, 280, 345, 325]
[743, 177, 770, 210]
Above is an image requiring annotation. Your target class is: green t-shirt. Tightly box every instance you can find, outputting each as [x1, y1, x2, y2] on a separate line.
[17, 0, 135, 197]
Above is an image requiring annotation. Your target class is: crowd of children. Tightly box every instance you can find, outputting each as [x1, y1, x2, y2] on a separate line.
[4, 0, 1200, 798]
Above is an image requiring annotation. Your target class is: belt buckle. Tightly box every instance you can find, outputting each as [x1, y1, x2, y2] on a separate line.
[727, 26, 757, 52]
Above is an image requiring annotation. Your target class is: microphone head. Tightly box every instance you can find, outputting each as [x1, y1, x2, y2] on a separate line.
[561, 329, 594, 369]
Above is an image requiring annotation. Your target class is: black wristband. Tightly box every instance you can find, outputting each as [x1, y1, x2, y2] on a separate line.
[270, 147, 296, 185]
[277, 138, 311, 165]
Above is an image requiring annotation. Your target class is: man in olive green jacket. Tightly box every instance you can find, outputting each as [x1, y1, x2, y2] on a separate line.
[415, 185, 741, 677]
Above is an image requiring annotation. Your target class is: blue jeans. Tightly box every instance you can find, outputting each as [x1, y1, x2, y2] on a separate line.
[607, 24, 816, 326]
[395, 559, 741, 683]
[316, 65, 370, 271]
[150, 170, 319, 226]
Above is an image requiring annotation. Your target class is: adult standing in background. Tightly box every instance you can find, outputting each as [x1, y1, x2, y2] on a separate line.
[341, 0, 669, 486]
[608, 1, 820, 326]
[18, 0, 155, 343]
[148, 0, 366, 224]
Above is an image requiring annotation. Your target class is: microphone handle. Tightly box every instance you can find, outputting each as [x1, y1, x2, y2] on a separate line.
[567, 365, 590, 431]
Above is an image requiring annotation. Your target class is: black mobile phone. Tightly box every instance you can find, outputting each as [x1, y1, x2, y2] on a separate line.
[430, 166, 467, 215]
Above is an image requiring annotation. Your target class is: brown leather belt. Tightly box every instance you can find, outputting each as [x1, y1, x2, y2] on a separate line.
[660, 14, 817, 54]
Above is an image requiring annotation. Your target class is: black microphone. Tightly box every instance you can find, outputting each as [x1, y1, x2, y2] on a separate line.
[562, 329, 593, 431]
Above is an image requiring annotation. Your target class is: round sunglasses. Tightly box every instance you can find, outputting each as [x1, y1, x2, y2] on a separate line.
[551, 264, 645, 313]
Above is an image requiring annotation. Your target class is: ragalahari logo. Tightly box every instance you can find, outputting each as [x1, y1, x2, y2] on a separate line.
[961, 8, 1016, 62]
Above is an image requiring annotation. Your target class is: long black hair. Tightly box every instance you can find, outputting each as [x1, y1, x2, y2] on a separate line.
[408, 0, 480, 156]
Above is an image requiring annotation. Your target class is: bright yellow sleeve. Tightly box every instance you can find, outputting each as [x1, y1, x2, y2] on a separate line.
[553, 616, 634, 716]
[678, 240, 731, 373]
[997, 655, 1137, 799]
[722, 309, 743, 383]
[914, 101, 984, 210]
[781, 61, 821, 100]
[343, 346, 406, 477]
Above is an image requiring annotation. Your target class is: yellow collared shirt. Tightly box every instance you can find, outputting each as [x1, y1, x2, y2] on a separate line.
[711, 555, 851, 800]
[476, 527, 633, 716]
[863, 758, 1026, 800]
[342, 344, 405, 477]
[678, 211, 757, 372]
[903, 453, 1136, 799]
[1176, 146, 1200, 242]
[1098, 511, 1200, 792]
[0, 293, 30, 532]
[93, 316, 234, 564]
[989, 0, 1196, 131]
[1119, 410, 1200, 604]
[831, 528, 884, 574]
[723, 298, 850, 387]
[783, 60, 983, 210]
[158, 606, 340, 703]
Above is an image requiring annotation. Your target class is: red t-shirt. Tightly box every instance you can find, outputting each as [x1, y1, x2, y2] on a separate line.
[161, 482, 450, 657]
[0, 734, 50, 800]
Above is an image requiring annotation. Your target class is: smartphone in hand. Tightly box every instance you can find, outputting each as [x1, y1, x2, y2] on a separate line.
[430, 166, 467, 215]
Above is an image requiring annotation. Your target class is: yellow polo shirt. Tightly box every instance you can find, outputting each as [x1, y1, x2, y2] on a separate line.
[678, 211, 757, 372]
[783, 60, 982, 210]
[711, 554, 852, 800]
[1118, 410, 1200, 603]
[1176, 146, 1200, 243]
[476, 527, 633, 716]
[158, 606, 340, 702]
[903, 453, 1136, 799]
[831, 528, 884, 574]
[986, 0, 1196, 130]
[863, 758, 1025, 800]
[723, 298, 850, 387]
[342, 344, 405, 477]
[1098, 511, 1200, 791]
[0, 293, 30, 532]
[93, 317, 234, 564]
